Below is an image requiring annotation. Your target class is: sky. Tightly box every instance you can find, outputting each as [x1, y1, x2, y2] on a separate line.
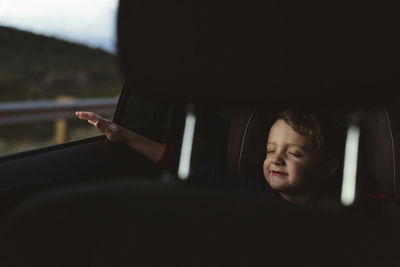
[0, 0, 118, 53]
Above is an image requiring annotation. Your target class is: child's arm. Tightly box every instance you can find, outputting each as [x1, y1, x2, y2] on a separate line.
[75, 111, 165, 164]
[76, 111, 268, 198]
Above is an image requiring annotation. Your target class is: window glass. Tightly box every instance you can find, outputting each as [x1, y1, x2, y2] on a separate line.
[0, 0, 122, 157]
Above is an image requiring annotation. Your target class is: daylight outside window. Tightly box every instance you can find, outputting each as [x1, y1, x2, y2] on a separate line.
[0, 0, 122, 157]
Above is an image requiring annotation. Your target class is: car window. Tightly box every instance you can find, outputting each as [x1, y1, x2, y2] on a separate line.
[0, 0, 121, 157]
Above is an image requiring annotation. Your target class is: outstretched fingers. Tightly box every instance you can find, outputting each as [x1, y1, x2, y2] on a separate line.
[75, 111, 122, 142]
[76, 111, 108, 133]
[75, 111, 103, 121]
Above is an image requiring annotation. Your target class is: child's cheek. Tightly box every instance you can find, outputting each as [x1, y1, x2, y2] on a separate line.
[263, 159, 270, 179]
[291, 161, 315, 183]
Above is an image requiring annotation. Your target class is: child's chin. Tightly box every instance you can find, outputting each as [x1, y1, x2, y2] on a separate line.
[266, 177, 287, 191]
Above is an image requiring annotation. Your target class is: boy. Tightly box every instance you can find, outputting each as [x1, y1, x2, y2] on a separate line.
[264, 110, 342, 204]
[76, 109, 344, 205]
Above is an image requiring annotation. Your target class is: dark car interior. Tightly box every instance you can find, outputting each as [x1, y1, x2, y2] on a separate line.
[1, 0, 400, 266]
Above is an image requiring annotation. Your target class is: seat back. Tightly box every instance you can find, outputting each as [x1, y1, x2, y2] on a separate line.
[359, 105, 400, 202]
[2, 179, 400, 266]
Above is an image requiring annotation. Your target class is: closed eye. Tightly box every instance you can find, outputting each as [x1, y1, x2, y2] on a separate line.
[288, 152, 302, 158]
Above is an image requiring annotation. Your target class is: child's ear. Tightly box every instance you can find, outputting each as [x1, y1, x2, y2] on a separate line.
[322, 158, 339, 179]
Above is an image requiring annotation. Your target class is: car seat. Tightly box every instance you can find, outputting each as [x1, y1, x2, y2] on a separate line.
[359, 104, 400, 203]
[225, 108, 273, 184]
[225, 105, 400, 205]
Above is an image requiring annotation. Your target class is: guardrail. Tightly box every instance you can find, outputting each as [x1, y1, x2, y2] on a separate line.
[0, 97, 118, 144]
[0, 97, 118, 125]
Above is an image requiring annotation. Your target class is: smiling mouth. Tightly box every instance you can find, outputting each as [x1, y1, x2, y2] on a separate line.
[271, 171, 288, 177]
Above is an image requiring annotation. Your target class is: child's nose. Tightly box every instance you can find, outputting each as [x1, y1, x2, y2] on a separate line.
[271, 153, 284, 165]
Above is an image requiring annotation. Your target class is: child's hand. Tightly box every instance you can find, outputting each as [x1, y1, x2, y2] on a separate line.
[75, 111, 124, 143]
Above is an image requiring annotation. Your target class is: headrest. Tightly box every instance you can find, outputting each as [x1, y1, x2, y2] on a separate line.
[117, 0, 400, 106]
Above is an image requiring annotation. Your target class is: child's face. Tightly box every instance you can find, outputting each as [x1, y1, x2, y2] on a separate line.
[263, 119, 325, 197]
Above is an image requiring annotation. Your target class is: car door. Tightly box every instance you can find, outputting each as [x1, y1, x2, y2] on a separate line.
[0, 83, 185, 218]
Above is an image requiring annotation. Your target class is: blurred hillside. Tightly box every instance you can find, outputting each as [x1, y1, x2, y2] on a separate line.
[0, 26, 122, 101]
